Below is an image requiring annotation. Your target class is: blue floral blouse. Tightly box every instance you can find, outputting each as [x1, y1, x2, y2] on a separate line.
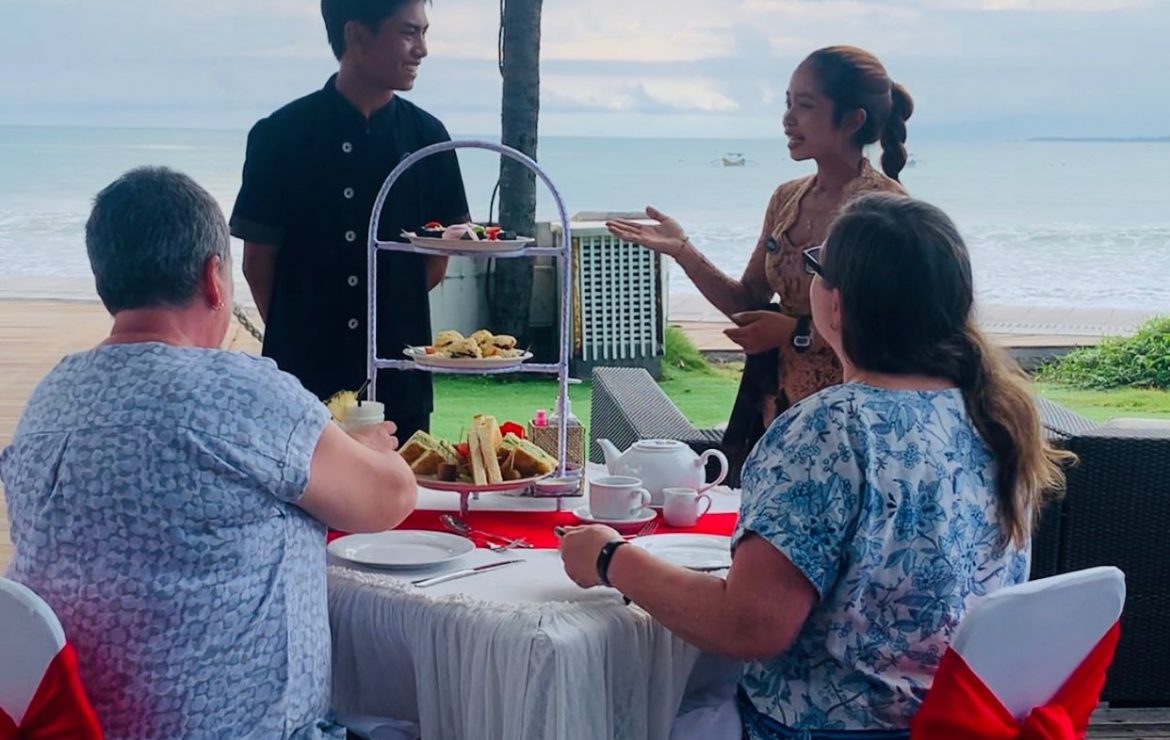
[732, 383, 1029, 733]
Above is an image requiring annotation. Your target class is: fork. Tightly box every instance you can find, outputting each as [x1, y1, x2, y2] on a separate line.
[487, 538, 528, 553]
[623, 519, 659, 540]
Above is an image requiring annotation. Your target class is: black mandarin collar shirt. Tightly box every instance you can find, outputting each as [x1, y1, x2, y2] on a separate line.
[230, 76, 469, 416]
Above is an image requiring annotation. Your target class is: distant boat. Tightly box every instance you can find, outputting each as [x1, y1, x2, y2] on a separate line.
[722, 152, 746, 167]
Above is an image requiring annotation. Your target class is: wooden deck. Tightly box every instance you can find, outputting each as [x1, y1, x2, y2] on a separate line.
[0, 299, 261, 571]
[1, 299, 1167, 734]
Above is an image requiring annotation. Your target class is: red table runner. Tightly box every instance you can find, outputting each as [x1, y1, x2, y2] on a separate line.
[329, 509, 739, 549]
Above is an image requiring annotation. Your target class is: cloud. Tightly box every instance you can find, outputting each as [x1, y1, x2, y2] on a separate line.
[0, 0, 1166, 138]
[544, 75, 739, 113]
[932, 0, 1153, 9]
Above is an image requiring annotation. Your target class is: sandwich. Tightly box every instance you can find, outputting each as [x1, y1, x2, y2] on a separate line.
[434, 330, 464, 351]
[498, 433, 558, 479]
[482, 334, 519, 358]
[445, 338, 482, 359]
[469, 329, 494, 347]
[468, 415, 504, 485]
[489, 334, 517, 352]
[399, 431, 460, 477]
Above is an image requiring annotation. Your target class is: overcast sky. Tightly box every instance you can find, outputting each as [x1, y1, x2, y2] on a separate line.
[0, 0, 1166, 139]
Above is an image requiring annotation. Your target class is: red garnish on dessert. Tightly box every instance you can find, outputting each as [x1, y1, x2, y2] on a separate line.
[500, 421, 525, 440]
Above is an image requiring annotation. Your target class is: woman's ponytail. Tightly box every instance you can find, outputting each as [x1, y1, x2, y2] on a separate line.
[880, 82, 914, 181]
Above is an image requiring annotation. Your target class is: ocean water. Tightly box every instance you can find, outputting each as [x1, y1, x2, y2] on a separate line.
[1, 125, 1168, 312]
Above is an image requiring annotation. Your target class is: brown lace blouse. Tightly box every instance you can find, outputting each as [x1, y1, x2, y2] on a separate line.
[743, 160, 906, 418]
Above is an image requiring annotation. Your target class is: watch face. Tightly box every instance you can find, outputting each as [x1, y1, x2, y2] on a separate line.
[765, 236, 780, 253]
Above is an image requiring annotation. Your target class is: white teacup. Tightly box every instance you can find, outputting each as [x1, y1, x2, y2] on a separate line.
[662, 487, 712, 528]
[590, 476, 652, 520]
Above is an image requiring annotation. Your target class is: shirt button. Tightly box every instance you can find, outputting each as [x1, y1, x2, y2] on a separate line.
[343, 187, 355, 199]
[348, 319, 360, 330]
[345, 230, 357, 243]
[348, 275, 359, 287]
[342, 142, 353, 154]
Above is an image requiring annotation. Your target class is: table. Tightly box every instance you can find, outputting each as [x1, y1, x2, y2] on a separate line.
[328, 470, 742, 740]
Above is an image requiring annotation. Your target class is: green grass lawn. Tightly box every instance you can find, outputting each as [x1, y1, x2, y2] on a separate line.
[430, 373, 1170, 441]
[430, 372, 738, 440]
[1033, 382, 1170, 423]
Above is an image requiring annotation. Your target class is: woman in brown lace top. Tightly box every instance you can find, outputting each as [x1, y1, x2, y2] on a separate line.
[609, 46, 914, 477]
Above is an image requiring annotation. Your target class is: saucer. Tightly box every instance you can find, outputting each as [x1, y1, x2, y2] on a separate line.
[572, 506, 657, 529]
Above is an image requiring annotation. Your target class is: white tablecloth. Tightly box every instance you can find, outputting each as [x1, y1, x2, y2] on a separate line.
[328, 468, 742, 740]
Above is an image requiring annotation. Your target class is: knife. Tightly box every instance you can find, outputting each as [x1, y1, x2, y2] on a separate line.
[411, 559, 523, 588]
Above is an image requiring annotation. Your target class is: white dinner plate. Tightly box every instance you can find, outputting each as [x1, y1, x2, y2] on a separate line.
[630, 533, 732, 571]
[403, 346, 533, 371]
[402, 232, 533, 254]
[328, 531, 475, 569]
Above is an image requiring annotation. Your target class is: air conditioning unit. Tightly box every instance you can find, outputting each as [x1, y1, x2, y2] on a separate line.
[552, 219, 668, 379]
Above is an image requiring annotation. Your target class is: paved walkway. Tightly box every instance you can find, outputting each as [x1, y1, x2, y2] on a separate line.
[670, 294, 1159, 353]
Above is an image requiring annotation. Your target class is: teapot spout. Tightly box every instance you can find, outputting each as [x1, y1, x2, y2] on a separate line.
[595, 438, 621, 472]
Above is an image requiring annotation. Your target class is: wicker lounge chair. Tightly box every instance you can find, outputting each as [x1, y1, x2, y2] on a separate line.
[589, 367, 723, 476]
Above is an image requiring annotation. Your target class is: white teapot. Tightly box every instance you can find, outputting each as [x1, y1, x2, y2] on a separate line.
[595, 438, 728, 507]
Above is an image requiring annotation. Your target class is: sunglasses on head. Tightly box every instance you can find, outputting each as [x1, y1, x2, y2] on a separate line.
[803, 245, 824, 278]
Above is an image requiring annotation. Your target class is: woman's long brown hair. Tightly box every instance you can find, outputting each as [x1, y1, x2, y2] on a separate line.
[821, 193, 1073, 547]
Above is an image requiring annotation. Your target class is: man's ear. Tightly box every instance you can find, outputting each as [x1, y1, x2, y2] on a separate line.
[202, 256, 225, 309]
[344, 20, 369, 57]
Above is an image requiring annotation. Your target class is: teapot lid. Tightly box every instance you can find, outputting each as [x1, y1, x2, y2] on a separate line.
[633, 439, 687, 453]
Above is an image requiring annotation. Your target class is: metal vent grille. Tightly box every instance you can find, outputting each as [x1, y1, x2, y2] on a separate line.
[573, 231, 666, 363]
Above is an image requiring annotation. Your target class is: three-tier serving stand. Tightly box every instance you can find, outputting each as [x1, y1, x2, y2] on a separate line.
[365, 140, 579, 516]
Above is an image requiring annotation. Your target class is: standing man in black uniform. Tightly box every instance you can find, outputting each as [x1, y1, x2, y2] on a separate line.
[231, 0, 470, 443]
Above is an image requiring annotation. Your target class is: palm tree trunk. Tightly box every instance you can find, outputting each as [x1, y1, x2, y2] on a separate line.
[491, 0, 542, 340]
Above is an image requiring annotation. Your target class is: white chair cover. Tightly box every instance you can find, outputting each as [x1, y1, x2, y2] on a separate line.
[0, 577, 68, 725]
[951, 566, 1126, 721]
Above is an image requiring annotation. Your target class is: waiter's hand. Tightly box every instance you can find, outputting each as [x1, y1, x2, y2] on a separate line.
[348, 421, 400, 453]
[725, 311, 792, 355]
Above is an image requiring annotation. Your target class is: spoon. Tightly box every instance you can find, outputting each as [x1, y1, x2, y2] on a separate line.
[440, 514, 533, 549]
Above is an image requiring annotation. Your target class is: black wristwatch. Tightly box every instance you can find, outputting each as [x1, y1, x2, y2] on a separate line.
[597, 540, 629, 587]
[792, 316, 812, 353]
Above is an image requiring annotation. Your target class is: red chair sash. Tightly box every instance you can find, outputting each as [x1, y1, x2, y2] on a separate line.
[0, 643, 102, 739]
[912, 621, 1120, 740]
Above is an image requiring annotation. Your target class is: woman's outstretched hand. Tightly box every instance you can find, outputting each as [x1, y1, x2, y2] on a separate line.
[606, 207, 688, 256]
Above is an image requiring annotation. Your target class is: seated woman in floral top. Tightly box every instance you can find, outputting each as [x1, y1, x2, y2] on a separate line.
[559, 193, 1071, 738]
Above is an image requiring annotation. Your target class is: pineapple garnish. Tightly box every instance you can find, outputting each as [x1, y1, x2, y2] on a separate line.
[326, 389, 358, 422]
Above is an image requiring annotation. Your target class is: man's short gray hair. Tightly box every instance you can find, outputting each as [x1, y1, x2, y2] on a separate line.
[86, 166, 231, 314]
